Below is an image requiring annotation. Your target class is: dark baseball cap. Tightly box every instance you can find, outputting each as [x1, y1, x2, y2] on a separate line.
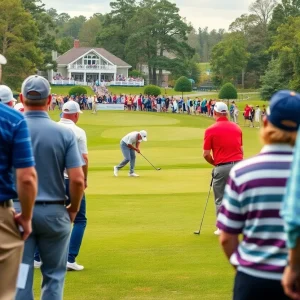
[267, 90, 300, 132]
[21, 75, 51, 100]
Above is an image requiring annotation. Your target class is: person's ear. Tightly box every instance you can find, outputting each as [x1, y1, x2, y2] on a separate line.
[47, 95, 52, 106]
[20, 94, 24, 104]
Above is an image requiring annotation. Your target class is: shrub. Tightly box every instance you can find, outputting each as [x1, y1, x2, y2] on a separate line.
[218, 83, 238, 99]
[174, 76, 192, 97]
[69, 86, 88, 96]
[144, 85, 161, 97]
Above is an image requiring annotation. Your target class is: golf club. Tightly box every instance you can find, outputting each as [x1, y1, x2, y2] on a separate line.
[140, 153, 161, 171]
[194, 176, 213, 235]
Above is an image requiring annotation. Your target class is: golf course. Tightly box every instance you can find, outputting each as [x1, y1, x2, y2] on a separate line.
[33, 108, 264, 299]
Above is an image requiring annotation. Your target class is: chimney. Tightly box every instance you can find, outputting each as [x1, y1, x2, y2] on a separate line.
[74, 39, 80, 48]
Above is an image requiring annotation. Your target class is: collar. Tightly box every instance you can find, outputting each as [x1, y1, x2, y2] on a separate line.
[59, 118, 75, 125]
[24, 111, 50, 119]
[261, 144, 294, 153]
[216, 117, 228, 122]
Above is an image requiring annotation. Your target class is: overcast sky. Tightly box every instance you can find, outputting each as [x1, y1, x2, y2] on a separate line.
[42, 0, 254, 30]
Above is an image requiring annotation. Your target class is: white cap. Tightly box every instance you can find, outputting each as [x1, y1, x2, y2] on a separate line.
[214, 102, 228, 113]
[14, 103, 24, 112]
[0, 85, 15, 104]
[62, 101, 82, 114]
[139, 130, 147, 141]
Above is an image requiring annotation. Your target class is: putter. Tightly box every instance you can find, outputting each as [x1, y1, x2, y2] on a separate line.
[140, 153, 161, 171]
[194, 176, 213, 235]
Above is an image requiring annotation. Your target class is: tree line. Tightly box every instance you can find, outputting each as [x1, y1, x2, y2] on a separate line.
[210, 0, 300, 99]
[0, 0, 227, 89]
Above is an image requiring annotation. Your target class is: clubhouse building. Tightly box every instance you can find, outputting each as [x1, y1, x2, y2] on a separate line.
[49, 40, 143, 86]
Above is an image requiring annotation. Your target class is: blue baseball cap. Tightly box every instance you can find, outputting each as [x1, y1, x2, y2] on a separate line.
[21, 75, 51, 100]
[267, 90, 300, 132]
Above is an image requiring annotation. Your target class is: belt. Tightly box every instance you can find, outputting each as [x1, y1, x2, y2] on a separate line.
[216, 161, 240, 167]
[0, 199, 13, 207]
[14, 200, 65, 205]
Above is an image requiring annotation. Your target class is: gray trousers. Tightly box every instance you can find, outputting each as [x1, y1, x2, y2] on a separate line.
[213, 164, 235, 215]
[14, 202, 71, 300]
[116, 141, 136, 174]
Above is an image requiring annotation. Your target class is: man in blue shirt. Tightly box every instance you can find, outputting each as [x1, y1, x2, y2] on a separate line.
[15, 75, 85, 300]
[0, 99, 37, 299]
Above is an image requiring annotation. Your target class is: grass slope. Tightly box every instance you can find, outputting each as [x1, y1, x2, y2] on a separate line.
[33, 110, 262, 299]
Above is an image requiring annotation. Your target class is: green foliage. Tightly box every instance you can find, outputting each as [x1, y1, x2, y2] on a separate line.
[128, 69, 144, 78]
[211, 32, 249, 85]
[1, 0, 43, 89]
[78, 15, 103, 47]
[68, 86, 88, 96]
[58, 37, 73, 54]
[144, 85, 161, 96]
[218, 83, 238, 99]
[174, 76, 192, 95]
[260, 59, 285, 100]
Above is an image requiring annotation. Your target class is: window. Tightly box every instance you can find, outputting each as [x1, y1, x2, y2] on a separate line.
[83, 54, 99, 66]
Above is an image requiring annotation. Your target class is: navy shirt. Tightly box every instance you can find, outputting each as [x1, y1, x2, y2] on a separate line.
[0, 103, 35, 201]
[25, 111, 83, 202]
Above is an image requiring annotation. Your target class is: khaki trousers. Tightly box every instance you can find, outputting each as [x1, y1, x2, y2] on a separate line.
[0, 206, 24, 300]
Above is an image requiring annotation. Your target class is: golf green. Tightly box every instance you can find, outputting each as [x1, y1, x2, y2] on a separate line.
[33, 110, 262, 299]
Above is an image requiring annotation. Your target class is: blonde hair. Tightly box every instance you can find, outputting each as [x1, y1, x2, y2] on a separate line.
[260, 122, 297, 146]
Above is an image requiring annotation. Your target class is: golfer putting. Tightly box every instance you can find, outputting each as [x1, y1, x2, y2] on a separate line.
[114, 130, 148, 177]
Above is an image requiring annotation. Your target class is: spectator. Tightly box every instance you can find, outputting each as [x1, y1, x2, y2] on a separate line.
[218, 90, 300, 300]
[15, 75, 85, 300]
[0, 92, 37, 300]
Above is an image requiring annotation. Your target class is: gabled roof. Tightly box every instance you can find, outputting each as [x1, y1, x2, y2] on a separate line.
[56, 47, 131, 67]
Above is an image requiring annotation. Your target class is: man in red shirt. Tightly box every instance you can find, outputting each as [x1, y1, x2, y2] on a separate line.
[244, 104, 253, 127]
[203, 102, 243, 235]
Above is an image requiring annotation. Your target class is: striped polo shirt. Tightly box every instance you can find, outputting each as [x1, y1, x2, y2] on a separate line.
[217, 144, 293, 280]
[0, 103, 35, 201]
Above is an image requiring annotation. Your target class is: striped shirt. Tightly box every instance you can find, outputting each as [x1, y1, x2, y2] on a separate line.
[217, 144, 293, 280]
[0, 103, 35, 201]
[281, 132, 300, 249]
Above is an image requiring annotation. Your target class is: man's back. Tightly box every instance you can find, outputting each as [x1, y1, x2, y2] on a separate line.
[0, 103, 34, 200]
[25, 111, 82, 201]
[204, 118, 243, 165]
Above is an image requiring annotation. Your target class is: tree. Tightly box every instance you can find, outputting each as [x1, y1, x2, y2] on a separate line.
[69, 86, 88, 96]
[60, 16, 87, 39]
[0, 0, 42, 89]
[59, 37, 73, 54]
[260, 59, 285, 100]
[210, 33, 249, 86]
[125, 0, 193, 85]
[96, 0, 137, 61]
[78, 15, 103, 47]
[219, 83, 238, 100]
[174, 76, 192, 97]
[144, 85, 161, 96]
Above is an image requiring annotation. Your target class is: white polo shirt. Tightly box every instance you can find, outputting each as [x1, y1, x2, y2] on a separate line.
[58, 118, 88, 179]
[122, 131, 142, 146]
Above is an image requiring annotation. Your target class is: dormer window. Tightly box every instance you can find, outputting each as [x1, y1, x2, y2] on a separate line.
[84, 54, 99, 65]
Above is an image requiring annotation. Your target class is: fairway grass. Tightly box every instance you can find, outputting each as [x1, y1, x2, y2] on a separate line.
[33, 110, 262, 299]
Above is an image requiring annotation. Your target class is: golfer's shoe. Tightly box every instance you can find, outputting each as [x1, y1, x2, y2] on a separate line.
[214, 228, 221, 236]
[113, 166, 118, 177]
[34, 260, 41, 268]
[129, 173, 139, 177]
[67, 261, 84, 271]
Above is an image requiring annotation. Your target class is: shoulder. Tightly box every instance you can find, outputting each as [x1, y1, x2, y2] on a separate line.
[0, 103, 24, 125]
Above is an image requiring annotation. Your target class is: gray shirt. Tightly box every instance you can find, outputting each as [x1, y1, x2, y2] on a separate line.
[25, 111, 83, 201]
